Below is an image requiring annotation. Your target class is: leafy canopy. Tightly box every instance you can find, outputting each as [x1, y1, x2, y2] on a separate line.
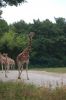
[0, 0, 26, 7]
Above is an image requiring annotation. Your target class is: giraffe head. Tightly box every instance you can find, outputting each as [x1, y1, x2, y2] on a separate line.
[28, 32, 35, 39]
[3, 53, 8, 57]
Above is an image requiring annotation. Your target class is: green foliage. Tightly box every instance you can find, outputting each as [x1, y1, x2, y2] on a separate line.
[0, 10, 2, 18]
[55, 17, 66, 26]
[0, 17, 66, 67]
[13, 20, 29, 34]
[15, 34, 28, 48]
[0, 31, 28, 59]
[0, 0, 26, 7]
[0, 19, 9, 35]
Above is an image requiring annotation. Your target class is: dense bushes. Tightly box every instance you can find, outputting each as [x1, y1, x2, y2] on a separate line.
[0, 18, 66, 67]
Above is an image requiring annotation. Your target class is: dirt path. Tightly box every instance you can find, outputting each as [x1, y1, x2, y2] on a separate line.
[0, 70, 66, 87]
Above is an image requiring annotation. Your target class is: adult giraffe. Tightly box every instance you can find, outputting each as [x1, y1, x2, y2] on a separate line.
[17, 32, 35, 79]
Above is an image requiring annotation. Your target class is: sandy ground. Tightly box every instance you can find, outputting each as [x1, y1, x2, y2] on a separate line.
[0, 70, 66, 88]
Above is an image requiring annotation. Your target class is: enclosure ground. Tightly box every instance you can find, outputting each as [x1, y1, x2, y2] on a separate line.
[0, 70, 66, 88]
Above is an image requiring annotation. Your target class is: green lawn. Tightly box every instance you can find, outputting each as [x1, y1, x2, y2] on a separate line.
[31, 67, 66, 73]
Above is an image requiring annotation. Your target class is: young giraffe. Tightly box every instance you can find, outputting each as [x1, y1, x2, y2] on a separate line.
[0, 53, 9, 77]
[3, 53, 15, 70]
[9, 58, 15, 70]
[0, 52, 5, 72]
[17, 32, 35, 79]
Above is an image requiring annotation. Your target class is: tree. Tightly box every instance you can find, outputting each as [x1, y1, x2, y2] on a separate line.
[0, 0, 26, 7]
[0, 10, 2, 18]
[13, 20, 28, 34]
[55, 17, 66, 26]
[0, 0, 26, 20]
[0, 19, 9, 35]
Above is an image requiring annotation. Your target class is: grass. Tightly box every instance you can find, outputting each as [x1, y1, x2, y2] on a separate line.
[0, 81, 66, 100]
[30, 67, 66, 73]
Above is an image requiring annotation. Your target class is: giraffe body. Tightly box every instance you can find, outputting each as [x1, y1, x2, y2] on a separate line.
[17, 32, 35, 79]
[0, 53, 9, 77]
[7, 57, 15, 70]
[3, 53, 15, 70]
[0, 53, 15, 77]
[17, 47, 30, 79]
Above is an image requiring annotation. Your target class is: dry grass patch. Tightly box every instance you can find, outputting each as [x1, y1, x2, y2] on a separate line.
[0, 81, 66, 100]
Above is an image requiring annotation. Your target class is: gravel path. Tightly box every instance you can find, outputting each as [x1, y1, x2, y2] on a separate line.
[0, 70, 66, 88]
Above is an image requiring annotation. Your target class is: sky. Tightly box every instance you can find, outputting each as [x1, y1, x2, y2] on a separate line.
[1, 0, 66, 24]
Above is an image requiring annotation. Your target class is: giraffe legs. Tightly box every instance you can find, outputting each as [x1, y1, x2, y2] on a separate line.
[7, 64, 10, 73]
[26, 62, 29, 80]
[18, 62, 29, 80]
[19, 65, 23, 78]
[1, 64, 3, 73]
[18, 62, 23, 79]
[5, 65, 8, 78]
[18, 66, 21, 79]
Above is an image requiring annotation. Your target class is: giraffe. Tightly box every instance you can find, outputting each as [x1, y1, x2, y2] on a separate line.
[17, 32, 35, 79]
[0, 52, 5, 72]
[0, 53, 9, 77]
[1, 53, 15, 77]
[8, 57, 15, 70]
[3, 53, 15, 70]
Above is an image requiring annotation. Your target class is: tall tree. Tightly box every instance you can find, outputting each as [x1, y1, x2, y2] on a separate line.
[0, 0, 26, 7]
[0, 0, 26, 18]
[55, 17, 66, 26]
[0, 19, 9, 35]
[0, 10, 2, 18]
[13, 20, 28, 34]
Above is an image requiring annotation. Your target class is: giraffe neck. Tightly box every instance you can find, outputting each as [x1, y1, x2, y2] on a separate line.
[28, 36, 32, 51]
